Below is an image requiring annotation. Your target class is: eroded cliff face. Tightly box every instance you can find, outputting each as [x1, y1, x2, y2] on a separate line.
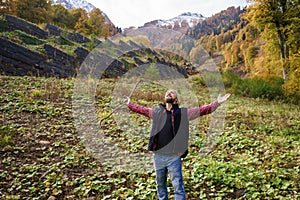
[0, 14, 93, 78]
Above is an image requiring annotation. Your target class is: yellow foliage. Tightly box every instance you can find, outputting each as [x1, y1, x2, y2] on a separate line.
[284, 54, 300, 97]
[30, 89, 43, 98]
[283, 73, 300, 96]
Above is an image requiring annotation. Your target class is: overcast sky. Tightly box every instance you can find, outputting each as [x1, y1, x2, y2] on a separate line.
[87, 0, 248, 28]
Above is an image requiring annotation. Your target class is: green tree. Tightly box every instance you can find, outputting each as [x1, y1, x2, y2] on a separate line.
[246, 0, 300, 81]
[15, 0, 52, 24]
[51, 4, 72, 29]
[69, 8, 84, 29]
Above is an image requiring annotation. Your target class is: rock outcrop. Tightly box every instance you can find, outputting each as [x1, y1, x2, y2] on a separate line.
[0, 37, 77, 77]
[3, 14, 48, 39]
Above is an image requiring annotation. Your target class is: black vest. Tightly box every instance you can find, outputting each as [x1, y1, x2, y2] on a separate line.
[148, 104, 189, 158]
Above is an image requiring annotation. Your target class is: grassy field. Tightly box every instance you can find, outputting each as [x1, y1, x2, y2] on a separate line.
[0, 75, 299, 199]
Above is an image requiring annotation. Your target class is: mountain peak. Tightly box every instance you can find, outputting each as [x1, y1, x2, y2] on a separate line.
[179, 12, 204, 18]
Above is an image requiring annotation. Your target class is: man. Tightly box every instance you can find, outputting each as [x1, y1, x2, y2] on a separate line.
[126, 89, 230, 200]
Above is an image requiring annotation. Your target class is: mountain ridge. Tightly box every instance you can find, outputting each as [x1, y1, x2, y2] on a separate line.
[140, 12, 204, 33]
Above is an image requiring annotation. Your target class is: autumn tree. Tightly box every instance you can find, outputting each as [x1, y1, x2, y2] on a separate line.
[87, 8, 109, 37]
[246, 0, 300, 81]
[74, 8, 89, 35]
[215, 33, 224, 51]
[206, 34, 217, 56]
[14, 0, 52, 24]
[0, 0, 16, 15]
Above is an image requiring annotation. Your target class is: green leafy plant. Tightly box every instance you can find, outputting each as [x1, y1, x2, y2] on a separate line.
[0, 126, 14, 148]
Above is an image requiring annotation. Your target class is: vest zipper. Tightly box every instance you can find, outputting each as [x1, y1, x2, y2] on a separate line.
[171, 109, 176, 153]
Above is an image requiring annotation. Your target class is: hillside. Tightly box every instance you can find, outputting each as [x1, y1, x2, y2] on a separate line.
[187, 6, 244, 38]
[0, 75, 299, 199]
[0, 14, 193, 78]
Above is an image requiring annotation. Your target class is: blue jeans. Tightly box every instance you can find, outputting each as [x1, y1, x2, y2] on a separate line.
[153, 154, 186, 200]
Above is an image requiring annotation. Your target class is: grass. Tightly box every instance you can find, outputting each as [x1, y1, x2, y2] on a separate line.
[0, 75, 299, 199]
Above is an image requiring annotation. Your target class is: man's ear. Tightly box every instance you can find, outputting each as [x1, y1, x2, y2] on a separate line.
[174, 98, 179, 104]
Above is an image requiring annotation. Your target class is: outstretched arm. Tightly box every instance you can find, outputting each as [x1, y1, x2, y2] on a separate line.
[126, 97, 153, 119]
[187, 94, 231, 121]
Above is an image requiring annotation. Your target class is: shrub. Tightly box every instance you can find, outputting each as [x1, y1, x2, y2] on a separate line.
[283, 72, 300, 104]
[222, 71, 284, 100]
[189, 75, 206, 86]
[222, 70, 242, 89]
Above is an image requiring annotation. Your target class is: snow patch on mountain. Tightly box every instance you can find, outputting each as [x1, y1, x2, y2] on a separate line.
[164, 12, 206, 27]
[144, 12, 206, 29]
[52, 0, 95, 13]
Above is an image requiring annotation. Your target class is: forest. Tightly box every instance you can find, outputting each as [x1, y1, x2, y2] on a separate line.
[188, 2, 300, 103]
[0, 0, 119, 38]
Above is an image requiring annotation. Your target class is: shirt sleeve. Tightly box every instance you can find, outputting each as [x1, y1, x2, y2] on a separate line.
[187, 101, 220, 121]
[127, 102, 153, 119]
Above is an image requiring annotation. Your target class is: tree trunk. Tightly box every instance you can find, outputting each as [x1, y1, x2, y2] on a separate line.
[277, 29, 288, 81]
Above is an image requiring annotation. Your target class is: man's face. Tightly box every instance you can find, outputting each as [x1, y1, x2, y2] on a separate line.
[165, 90, 177, 103]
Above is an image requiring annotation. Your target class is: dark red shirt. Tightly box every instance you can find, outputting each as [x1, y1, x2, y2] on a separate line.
[127, 101, 220, 121]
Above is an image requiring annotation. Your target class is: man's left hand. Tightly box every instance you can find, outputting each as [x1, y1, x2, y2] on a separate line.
[217, 93, 231, 104]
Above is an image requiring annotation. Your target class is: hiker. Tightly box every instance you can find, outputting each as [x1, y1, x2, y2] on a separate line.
[126, 89, 230, 200]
